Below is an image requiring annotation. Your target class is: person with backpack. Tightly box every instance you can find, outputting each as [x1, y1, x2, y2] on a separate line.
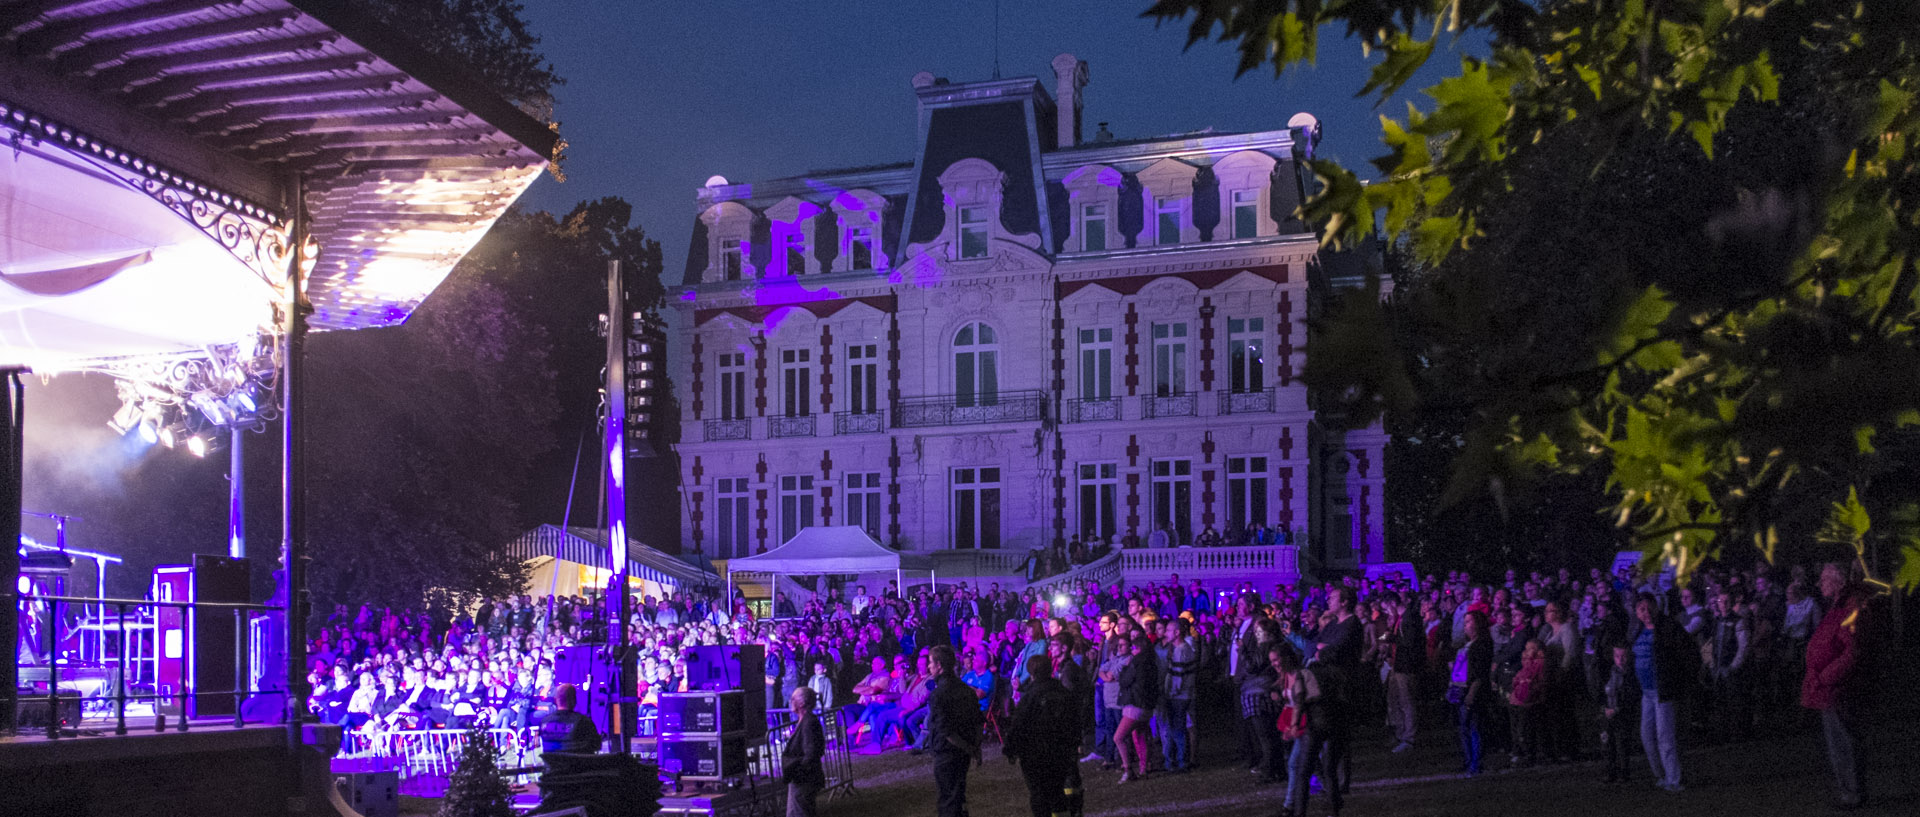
[1273, 645, 1346, 817]
[1007, 654, 1084, 817]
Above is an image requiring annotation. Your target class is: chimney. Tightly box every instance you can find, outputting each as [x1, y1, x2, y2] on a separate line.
[1051, 53, 1089, 149]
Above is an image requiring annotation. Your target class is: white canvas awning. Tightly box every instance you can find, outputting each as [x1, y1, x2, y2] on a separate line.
[727, 526, 933, 575]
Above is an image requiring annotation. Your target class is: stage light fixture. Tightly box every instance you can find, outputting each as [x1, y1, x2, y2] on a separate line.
[229, 391, 256, 415]
[137, 421, 159, 445]
[107, 400, 142, 435]
[186, 436, 208, 458]
[158, 425, 177, 449]
[191, 391, 229, 426]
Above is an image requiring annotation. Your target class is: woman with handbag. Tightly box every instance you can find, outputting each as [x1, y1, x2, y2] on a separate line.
[1273, 645, 1344, 817]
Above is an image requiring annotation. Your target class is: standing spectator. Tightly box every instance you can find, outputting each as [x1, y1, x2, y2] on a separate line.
[925, 645, 984, 817]
[1506, 639, 1547, 767]
[1112, 633, 1161, 782]
[1802, 563, 1870, 810]
[1386, 592, 1426, 753]
[1006, 654, 1082, 817]
[1159, 617, 1197, 773]
[782, 687, 826, 817]
[1633, 592, 1693, 793]
[1275, 644, 1345, 817]
[1451, 611, 1492, 777]
[1599, 644, 1639, 784]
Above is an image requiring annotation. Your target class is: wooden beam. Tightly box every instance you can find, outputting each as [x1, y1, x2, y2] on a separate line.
[89, 34, 339, 92]
[15, 0, 242, 57]
[125, 54, 373, 106]
[53, 9, 302, 74]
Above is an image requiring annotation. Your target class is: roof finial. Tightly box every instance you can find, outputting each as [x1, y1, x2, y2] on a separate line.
[992, 0, 1002, 80]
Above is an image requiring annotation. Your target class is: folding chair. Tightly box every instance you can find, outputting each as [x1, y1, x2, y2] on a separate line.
[982, 676, 1012, 745]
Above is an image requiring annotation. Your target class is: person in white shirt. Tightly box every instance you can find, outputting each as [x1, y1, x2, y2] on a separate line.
[851, 586, 871, 616]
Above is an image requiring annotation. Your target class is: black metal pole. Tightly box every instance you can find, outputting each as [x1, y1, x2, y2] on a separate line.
[282, 189, 310, 761]
[115, 602, 127, 736]
[45, 596, 58, 739]
[0, 371, 21, 734]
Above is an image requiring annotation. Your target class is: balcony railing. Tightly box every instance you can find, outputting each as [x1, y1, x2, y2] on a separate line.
[704, 418, 751, 442]
[1142, 392, 1198, 418]
[892, 390, 1045, 428]
[1121, 544, 1300, 583]
[1065, 396, 1121, 423]
[769, 415, 817, 438]
[1219, 387, 1277, 415]
[834, 410, 885, 435]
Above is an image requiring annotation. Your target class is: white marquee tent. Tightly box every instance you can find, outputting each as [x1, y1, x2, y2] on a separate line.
[725, 526, 935, 601]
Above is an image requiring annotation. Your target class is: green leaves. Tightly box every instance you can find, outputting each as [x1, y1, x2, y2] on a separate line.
[1360, 30, 1437, 101]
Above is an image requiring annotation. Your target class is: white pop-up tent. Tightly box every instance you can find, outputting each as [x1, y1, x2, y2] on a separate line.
[725, 526, 936, 602]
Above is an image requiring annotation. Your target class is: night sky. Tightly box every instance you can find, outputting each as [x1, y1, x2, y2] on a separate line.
[514, 0, 1474, 273]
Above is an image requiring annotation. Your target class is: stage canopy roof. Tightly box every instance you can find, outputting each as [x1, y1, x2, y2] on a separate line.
[0, 0, 560, 369]
[727, 526, 935, 576]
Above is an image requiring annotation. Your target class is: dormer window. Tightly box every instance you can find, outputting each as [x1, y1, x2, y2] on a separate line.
[1080, 203, 1108, 252]
[781, 231, 807, 276]
[720, 238, 743, 280]
[959, 206, 991, 259]
[1154, 196, 1183, 246]
[1232, 189, 1260, 239]
[847, 224, 874, 270]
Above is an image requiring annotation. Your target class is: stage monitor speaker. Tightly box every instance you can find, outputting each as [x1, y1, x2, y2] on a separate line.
[335, 770, 398, 817]
[680, 644, 765, 736]
[656, 733, 748, 781]
[658, 690, 745, 735]
[14, 691, 81, 729]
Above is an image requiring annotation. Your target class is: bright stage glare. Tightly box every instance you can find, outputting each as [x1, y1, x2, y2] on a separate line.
[186, 436, 208, 457]
[1055, 594, 1069, 608]
[137, 421, 159, 445]
[15, 576, 27, 594]
[230, 391, 255, 414]
[158, 425, 176, 448]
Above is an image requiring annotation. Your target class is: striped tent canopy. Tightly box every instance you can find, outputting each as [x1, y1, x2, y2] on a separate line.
[506, 524, 718, 592]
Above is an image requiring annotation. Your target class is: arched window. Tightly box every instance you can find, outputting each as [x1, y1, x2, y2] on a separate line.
[953, 322, 999, 407]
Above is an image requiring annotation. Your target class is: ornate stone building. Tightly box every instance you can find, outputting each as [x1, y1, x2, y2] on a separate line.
[669, 55, 1387, 580]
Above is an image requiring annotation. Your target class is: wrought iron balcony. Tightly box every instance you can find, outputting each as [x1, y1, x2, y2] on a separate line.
[892, 390, 1045, 428]
[1218, 387, 1277, 415]
[834, 410, 885, 435]
[1142, 392, 1198, 418]
[1065, 397, 1122, 423]
[703, 418, 751, 442]
[769, 414, 817, 438]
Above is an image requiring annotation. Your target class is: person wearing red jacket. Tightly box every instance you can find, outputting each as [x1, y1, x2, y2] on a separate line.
[1801, 563, 1869, 810]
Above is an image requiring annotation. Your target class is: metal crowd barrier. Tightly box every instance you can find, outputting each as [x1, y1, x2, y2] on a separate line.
[339, 727, 541, 796]
[763, 708, 855, 799]
[15, 592, 282, 739]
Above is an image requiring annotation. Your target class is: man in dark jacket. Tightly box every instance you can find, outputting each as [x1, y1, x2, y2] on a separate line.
[926, 645, 983, 817]
[1386, 592, 1425, 753]
[783, 686, 827, 817]
[1633, 593, 1696, 793]
[1803, 563, 1870, 810]
[1007, 655, 1082, 817]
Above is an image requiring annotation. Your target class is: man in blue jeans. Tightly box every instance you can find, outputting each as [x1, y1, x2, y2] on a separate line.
[1159, 618, 1197, 772]
[1633, 593, 1692, 793]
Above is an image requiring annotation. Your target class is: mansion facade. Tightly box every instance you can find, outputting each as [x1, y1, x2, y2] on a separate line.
[668, 55, 1387, 575]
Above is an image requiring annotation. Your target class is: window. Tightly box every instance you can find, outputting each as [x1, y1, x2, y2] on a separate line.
[1080, 203, 1108, 252]
[953, 322, 999, 408]
[717, 352, 747, 420]
[1151, 459, 1193, 545]
[1151, 322, 1188, 397]
[779, 475, 815, 545]
[780, 349, 812, 417]
[958, 205, 989, 259]
[1154, 196, 1182, 246]
[952, 467, 1002, 549]
[1232, 189, 1261, 239]
[1077, 463, 1118, 543]
[781, 230, 807, 276]
[847, 344, 879, 414]
[845, 472, 883, 539]
[720, 238, 743, 281]
[1227, 456, 1269, 534]
[847, 224, 874, 270]
[1077, 328, 1113, 400]
[1228, 317, 1265, 393]
[716, 478, 751, 558]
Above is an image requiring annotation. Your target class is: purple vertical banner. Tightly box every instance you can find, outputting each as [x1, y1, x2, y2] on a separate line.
[606, 259, 628, 575]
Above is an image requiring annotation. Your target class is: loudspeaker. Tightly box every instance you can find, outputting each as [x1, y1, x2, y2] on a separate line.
[680, 644, 765, 737]
[658, 690, 745, 735]
[14, 691, 81, 729]
[188, 554, 249, 718]
[656, 734, 748, 781]
[554, 644, 636, 738]
[335, 770, 398, 817]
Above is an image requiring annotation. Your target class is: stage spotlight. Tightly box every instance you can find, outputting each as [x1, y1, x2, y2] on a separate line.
[186, 436, 208, 458]
[229, 391, 256, 415]
[190, 391, 229, 426]
[137, 421, 159, 445]
[107, 399, 142, 435]
[158, 425, 177, 449]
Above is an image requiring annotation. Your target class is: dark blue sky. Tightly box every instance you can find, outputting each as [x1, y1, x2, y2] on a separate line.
[515, 1, 1472, 275]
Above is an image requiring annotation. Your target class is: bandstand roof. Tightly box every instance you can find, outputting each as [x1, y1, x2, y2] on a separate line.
[0, 0, 560, 368]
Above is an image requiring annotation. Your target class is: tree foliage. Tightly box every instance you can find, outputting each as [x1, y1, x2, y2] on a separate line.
[437, 727, 515, 817]
[355, 0, 564, 117]
[1146, 0, 1920, 587]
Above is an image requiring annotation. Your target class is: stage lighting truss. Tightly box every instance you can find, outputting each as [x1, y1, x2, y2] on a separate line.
[98, 335, 281, 453]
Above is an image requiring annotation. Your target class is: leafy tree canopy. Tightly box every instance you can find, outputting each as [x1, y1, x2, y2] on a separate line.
[355, 0, 563, 117]
[1146, 0, 1920, 588]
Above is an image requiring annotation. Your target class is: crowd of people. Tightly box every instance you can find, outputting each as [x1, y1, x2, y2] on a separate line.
[302, 556, 1887, 816]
